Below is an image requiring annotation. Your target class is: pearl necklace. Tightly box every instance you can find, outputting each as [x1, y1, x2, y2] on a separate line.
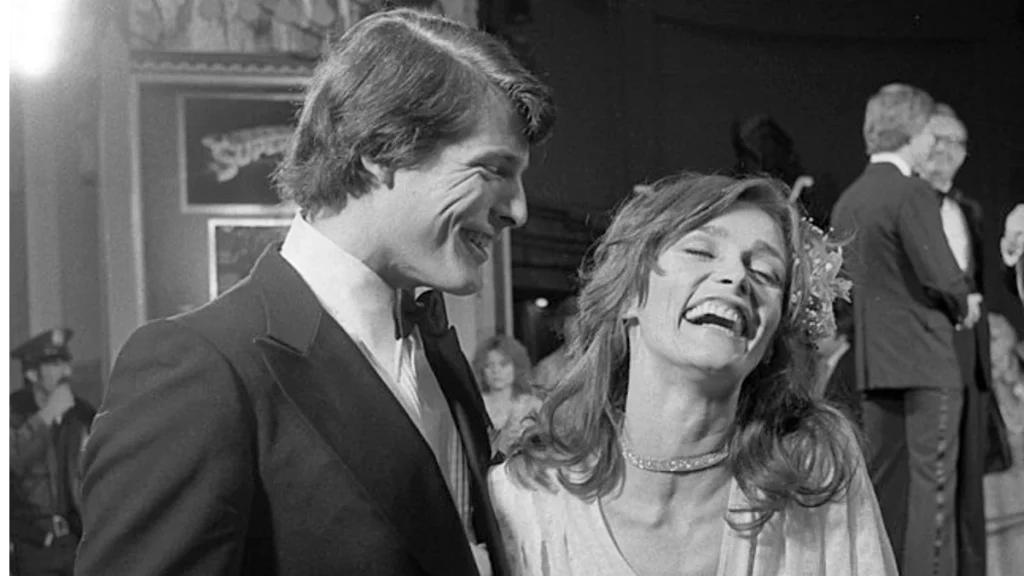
[619, 434, 729, 474]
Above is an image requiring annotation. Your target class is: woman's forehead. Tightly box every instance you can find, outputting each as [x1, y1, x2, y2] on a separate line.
[679, 205, 787, 252]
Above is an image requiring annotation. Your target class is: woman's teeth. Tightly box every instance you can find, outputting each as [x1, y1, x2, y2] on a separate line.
[683, 301, 748, 338]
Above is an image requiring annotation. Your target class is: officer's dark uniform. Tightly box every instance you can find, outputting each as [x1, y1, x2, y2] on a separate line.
[10, 329, 95, 576]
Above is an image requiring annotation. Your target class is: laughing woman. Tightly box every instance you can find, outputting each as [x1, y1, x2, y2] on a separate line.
[489, 173, 894, 576]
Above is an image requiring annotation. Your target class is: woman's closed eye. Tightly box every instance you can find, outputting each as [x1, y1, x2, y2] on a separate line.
[749, 265, 783, 286]
[683, 248, 715, 260]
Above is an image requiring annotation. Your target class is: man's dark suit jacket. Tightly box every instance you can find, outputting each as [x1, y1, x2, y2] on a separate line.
[830, 162, 970, 392]
[76, 245, 507, 576]
[949, 190, 992, 394]
[947, 188, 1005, 576]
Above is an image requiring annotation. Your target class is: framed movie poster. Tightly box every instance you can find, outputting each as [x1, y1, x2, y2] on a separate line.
[207, 218, 291, 299]
[179, 90, 301, 213]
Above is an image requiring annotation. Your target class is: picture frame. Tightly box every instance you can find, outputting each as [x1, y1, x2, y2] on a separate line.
[178, 88, 302, 214]
[207, 218, 291, 299]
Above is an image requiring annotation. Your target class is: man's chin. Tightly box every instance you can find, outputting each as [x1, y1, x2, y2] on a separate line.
[422, 270, 483, 296]
[444, 278, 483, 296]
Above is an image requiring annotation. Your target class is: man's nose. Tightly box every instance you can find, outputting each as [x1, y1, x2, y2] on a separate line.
[492, 179, 528, 230]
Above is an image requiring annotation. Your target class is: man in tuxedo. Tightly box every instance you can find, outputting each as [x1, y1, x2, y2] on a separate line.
[75, 9, 555, 576]
[831, 84, 980, 576]
[915, 104, 1001, 576]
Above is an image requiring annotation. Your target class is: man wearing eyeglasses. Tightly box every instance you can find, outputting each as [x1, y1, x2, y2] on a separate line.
[915, 103, 1009, 576]
[831, 85, 978, 576]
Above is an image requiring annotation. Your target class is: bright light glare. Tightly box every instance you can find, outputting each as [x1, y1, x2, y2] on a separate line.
[534, 297, 549, 309]
[11, 0, 67, 77]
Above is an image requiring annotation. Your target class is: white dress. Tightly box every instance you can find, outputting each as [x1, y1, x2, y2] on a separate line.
[489, 455, 897, 576]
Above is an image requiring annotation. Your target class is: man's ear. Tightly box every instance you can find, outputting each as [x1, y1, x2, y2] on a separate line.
[360, 156, 395, 188]
[24, 368, 38, 384]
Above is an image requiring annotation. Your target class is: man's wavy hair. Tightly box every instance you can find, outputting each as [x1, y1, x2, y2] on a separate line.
[274, 8, 556, 217]
[510, 173, 859, 531]
[863, 83, 934, 155]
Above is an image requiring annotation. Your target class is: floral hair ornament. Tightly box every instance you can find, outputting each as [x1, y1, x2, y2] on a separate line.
[790, 218, 852, 341]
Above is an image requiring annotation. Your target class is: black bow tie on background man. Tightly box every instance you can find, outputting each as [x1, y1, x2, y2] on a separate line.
[395, 290, 450, 339]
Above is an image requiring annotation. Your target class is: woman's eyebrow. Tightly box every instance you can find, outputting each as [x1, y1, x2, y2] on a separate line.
[698, 225, 785, 262]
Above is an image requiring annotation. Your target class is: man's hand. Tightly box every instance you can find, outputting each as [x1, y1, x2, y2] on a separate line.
[40, 384, 74, 425]
[959, 293, 984, 330]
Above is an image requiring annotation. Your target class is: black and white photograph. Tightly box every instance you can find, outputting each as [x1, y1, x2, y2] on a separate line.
[7, 1, 1024, 575]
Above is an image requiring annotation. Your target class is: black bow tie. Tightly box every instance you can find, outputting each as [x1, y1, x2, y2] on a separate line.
[395, 290, 450, 339]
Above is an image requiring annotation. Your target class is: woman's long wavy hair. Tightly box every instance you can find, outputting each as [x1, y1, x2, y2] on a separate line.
[510, 172, 859, 531]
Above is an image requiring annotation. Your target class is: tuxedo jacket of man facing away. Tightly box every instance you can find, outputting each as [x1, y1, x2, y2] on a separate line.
[830, 84, 974, 576]
[74, 9, 555, 576]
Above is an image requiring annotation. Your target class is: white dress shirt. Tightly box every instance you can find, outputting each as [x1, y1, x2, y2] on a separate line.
[279, 215, 474, 540]
[939, 192, 972, 272]
[869, 152, 913, 177]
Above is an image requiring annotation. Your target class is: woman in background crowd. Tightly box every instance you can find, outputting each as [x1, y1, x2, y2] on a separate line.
[490, 173, 892, 575]
[985, 313, 1024, 576]
[473, 335, 542, 455]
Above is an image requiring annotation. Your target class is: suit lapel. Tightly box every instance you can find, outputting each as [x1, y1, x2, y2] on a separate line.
[955, 191, 985, 289]
[248, 247, 478, 576]
[419, 326, 510, 576]
[420, 327, 492, 463]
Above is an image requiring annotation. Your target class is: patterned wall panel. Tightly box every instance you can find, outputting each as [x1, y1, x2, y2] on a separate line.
[129, 0, 478, 55]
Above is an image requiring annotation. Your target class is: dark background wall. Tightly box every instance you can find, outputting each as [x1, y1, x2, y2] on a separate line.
[8, 0, 1024, 374]
[507, 0, 1024, 352]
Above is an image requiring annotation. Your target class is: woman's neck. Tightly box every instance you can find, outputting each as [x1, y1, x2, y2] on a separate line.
[613, 355, 739, 508]
[622, 388, 734, 462]
[622, 357, 737, 460]
[486, 386, 515, 404]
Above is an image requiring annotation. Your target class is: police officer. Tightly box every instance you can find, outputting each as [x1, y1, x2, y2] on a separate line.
[10, 328, 95, 576]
